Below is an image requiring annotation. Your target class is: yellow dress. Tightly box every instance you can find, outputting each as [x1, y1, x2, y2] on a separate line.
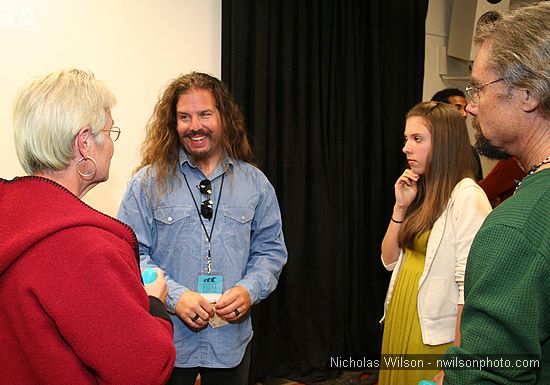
[378, 231, 452, 385]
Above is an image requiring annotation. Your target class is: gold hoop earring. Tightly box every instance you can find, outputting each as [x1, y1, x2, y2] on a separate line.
[77, 157, 97, 181]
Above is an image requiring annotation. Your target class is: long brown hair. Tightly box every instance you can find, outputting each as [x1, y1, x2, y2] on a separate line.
[136, 72, 255, 196]
[398, 101, 475, 249]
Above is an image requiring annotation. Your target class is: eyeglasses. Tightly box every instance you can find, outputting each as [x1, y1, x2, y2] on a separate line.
[103, 126, 121, 142]
[199, 179, 213, 219]
[465, 78, 503, 104]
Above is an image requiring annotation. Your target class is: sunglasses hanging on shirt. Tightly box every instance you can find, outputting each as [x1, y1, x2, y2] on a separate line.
[182, 172, 225, 274]
[199, 179, 214, 220]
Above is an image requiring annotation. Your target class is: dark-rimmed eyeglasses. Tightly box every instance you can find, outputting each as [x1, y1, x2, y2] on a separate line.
[465, 78, 503, 104]
[103, 126, 121, 142]
[199, 179, 213, 219]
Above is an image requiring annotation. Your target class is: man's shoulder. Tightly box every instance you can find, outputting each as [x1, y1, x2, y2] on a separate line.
[231, 159, 259, 172]
[132, 164, 155, 181]
[127, 165, 166, 192]
[231, 160, 269, 180]
[474, 186, 550, 260]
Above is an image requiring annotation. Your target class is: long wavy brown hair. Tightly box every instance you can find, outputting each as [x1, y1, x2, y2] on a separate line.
[136, 72, 255, 196]
[398, 101, 476, 249]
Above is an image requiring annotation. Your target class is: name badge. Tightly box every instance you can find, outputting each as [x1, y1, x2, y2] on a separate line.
[198, 274, 223, 303]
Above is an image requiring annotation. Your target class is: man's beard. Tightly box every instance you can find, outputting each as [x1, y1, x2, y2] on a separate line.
[182, 130, 215, 162]
[472, 119, 511, 160]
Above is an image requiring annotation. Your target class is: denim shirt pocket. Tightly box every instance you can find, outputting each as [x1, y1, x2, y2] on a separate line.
[223, 207, 254, 254]
[153, 205, 193, 250]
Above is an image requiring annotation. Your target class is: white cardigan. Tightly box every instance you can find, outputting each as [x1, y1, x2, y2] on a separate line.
[380, 178, 491, 346]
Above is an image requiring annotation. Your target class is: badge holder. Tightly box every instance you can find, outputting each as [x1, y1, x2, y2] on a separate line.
[198, 274, 228, 328]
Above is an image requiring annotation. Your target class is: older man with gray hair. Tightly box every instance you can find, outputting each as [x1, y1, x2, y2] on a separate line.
[437, 2, 550, 384]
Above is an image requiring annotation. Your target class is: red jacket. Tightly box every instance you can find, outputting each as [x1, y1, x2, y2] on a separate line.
[0, 177, 175, 385]
[478, 158, 527, 207]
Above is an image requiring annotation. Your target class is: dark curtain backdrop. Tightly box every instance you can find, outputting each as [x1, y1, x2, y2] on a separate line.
[222, 1, 428, 383]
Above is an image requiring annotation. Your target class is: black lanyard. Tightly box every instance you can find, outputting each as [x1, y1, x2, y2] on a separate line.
[183, 172, 225, 274]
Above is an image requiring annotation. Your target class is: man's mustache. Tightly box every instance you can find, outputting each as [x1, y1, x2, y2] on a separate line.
[185, 130, 211, 138]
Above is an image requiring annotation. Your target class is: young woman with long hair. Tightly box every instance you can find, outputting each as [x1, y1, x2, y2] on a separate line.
[378, 101, 492, 385]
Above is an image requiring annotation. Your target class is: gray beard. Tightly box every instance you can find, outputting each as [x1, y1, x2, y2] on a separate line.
[473, 120, 511, 160]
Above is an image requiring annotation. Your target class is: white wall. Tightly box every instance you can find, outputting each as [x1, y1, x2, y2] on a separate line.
[424, 0, 453, 101]
[0, 0, 221, 216]
[423, 0, 534, 100]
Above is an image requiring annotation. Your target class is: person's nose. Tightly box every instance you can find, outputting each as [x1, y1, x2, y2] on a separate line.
[402, 140, 410, 154]
[466, 102, 477, 116]
[189, 116, 202, 131]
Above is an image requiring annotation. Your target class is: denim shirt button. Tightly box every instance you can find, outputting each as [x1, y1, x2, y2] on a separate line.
[168, 216, 173, 222]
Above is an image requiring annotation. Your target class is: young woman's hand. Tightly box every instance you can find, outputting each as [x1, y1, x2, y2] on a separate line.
[394, 169, 420, 211]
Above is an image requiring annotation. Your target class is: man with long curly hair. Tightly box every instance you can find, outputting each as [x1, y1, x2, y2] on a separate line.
[118, 72, 288, 385]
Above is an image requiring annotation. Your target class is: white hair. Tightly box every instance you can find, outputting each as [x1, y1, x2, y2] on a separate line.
[13, 68, 116, 174]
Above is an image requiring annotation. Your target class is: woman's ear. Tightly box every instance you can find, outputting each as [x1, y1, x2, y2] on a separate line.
[76, 127, 92, 158]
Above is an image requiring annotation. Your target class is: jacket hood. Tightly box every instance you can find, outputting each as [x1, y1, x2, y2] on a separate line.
[0, 176, 137, 275]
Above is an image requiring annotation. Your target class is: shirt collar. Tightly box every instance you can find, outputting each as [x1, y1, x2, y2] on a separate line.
[178, 146, 233, 178]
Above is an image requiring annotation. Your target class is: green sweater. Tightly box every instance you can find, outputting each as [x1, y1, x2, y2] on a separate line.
[444, 169, 550, 384]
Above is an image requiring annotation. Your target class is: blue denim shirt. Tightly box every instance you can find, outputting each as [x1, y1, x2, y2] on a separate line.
[117, 149, 287, 368]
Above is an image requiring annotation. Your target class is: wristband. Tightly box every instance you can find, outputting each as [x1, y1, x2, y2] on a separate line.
[391, 217, 404, 224]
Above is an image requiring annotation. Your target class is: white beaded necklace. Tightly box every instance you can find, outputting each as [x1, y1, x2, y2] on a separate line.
[515, 154, 550, 191]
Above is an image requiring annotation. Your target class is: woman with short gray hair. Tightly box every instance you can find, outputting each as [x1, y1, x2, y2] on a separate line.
[0, 68, 176, 385]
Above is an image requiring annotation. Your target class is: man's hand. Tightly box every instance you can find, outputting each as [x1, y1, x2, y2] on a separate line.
[175, 291, 214, 328]
[433, 370, 445, 385]
[215, 286, 251, 321]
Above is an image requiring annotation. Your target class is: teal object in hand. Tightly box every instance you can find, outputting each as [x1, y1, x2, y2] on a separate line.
[141, 268, 157, 284]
